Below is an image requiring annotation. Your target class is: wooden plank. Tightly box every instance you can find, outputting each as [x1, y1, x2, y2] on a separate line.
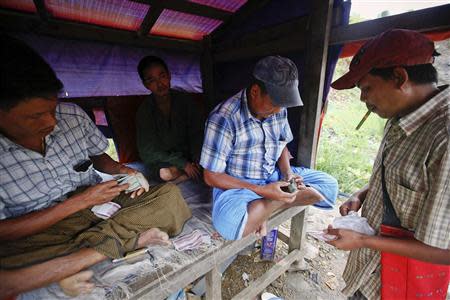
[231, 249, 301, 300]
[137, 5, 163, 37]
[213, 16, 308, 62]
[288, 208, 307, 252]
[200, 35, 216, 110]
[32, 0, 50, 22]
[277, 230, 289, 245]
[132, 0, 231, 21]
[130, 206, 306, 299]
[0, 9, 201, 53]
[214, 3, 450, 63]
[294, 0, 334, 168]
[214, 33, 307, 63]
[205, 266, 222, 300]
[211, 0, 272, 41]
[330, 3, 450, 45]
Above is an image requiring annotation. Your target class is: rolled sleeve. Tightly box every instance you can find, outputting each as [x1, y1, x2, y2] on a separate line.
[415, 138, 450, 249]
[200, 114, 234, 173]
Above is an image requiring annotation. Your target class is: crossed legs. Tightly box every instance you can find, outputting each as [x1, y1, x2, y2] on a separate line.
[242, 187, 324, 237]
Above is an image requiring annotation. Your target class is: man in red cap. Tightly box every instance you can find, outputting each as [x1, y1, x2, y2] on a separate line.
[328, 29, 449, 299]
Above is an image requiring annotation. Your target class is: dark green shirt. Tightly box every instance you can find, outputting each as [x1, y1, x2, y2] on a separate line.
[136, 90, 204, 174]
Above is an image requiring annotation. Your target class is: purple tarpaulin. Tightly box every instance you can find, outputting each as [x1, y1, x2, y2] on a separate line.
[14, 33, 202, 98]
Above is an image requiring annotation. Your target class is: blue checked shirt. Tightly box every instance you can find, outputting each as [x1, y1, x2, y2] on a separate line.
[200, 90, 293, 180]
[0, 102, 108, 220]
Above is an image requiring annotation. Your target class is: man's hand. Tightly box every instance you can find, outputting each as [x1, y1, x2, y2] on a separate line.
[80, 181, 129, 207]
[339, 196, 362, 216]
[118, 165, 147, 198]
[326, 226, 366, 250]
[284, 173, 306, 190]
[256, 182, 299, 203]
[184, 162, 201, 181]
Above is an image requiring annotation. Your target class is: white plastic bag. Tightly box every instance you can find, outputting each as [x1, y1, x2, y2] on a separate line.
[332, 211, 375, 235]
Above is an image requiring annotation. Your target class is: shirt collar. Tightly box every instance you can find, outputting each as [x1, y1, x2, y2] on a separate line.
[240, 89, 255, 123]
[398, 85, 449, 136]
[240, 89, 280, 123]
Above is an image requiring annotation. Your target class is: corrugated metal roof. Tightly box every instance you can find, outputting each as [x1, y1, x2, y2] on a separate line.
[0, 0, 241, 40]
[188, 0, 246, 13]
[150, 9, 222, 40]
[44, 0, 149, 31]
[0, 0, 36, 13]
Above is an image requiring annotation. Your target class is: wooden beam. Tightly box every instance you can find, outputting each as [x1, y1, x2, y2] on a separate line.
[213, 3, 450, 63]
[211, 0, 272, 41]
[214, 16, 309, 62]
[215, 15, 309, 54]
[132, 0, 231, 21]
[0, 9, 201, 53]
[137, 5, 163, 36]
[205, 266, 222, 300]
[214, 34, 307, 63]
[294, 0, 334, 168]
[201, 35, 216, 110]
[288, 208, 307, 252]
[330, 3, 450, 45]
[129, 206, 306, 299]
[33, 0, 50, 22]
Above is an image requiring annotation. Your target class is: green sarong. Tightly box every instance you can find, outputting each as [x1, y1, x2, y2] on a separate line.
[0, 183, 191, 269]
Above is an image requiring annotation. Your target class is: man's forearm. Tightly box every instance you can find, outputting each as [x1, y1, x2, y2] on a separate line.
[362, 234, 450, 265]
[0, 193, 88, 241]
[204, 170, 260, 193]
[91, 153, 122, 174]
[277, 147, 292, 179]
[352, 184, 369, 203]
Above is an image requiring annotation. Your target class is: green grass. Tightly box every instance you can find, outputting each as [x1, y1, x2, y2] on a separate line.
[316, 59, 386, 194]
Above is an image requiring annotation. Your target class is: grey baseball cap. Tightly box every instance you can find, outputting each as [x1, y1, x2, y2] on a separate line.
[253, 55, 303, 108]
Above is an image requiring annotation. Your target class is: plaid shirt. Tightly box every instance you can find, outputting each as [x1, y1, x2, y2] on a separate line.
[0, 103, 108, 220]
[342, 85, 450, 299]
[200, 90, 293, 179]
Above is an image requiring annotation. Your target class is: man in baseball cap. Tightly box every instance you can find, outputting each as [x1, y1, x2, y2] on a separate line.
[327, 29, 449, 299]
[199, 55, 338, 241]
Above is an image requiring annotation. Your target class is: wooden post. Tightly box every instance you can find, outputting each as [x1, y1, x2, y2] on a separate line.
[296, 0, 334, 169]
[288, 208, 307, 252]
[289, 0, 334, 255]
[205, 266, 222, 300]
[201, 35, 215, 110]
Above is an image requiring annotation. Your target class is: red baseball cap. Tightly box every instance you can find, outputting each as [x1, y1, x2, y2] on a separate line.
[331, 29, 436, 90]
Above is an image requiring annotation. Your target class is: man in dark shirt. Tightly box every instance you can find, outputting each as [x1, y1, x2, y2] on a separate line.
[136, 56, 204, 182]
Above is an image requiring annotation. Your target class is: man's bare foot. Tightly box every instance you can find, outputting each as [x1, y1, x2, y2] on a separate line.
[137, 227, 170, 247]
[159, 167, 182, 181]
[59, 270, 95, 297]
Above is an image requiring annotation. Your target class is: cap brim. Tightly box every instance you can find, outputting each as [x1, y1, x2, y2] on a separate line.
[266, 82, 303, 108]
[331, 67, 369, 90]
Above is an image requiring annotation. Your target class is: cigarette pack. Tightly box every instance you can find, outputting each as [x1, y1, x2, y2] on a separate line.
[260, 228, 278, 261]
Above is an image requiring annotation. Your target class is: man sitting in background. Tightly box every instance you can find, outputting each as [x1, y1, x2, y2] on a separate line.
[0, 35, 191, 298]
[136, 56, 205, 182]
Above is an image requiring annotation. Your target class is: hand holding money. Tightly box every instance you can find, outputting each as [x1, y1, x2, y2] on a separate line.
[113, 171, 150, 198]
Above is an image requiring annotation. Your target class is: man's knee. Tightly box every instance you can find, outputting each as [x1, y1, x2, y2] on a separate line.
[311, 173, 339, 208]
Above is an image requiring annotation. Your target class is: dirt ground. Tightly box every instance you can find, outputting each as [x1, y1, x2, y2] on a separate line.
[219, 197, 349, 300]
